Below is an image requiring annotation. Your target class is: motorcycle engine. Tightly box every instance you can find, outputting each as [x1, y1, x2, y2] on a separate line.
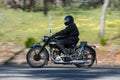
[53, 48, 61, 56]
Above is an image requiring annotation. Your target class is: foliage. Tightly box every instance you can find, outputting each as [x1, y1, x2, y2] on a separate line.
[0, 0, 104, 12]
[99, 37, 107, 46]
[25, 37, 36, 48]
[110, 0, 120, 10]
[0, 3, 5, 8]
[79, 0, 93, 8]
[79, 0, 103, 9]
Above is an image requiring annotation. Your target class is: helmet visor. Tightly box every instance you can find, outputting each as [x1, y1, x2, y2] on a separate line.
[64, 19, 68, 23]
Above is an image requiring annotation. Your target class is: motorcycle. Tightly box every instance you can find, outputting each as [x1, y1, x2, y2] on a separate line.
[26, 36, 96, 68]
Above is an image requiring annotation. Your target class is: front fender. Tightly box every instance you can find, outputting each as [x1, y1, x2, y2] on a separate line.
[30, 43, 41, 48]
[30, 42, 49, 62]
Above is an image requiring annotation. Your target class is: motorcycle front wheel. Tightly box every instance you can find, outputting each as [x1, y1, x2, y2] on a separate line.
[26, 46, 48, 68]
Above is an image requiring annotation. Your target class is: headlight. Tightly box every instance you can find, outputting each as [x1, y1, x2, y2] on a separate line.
[42, 36, 49, 42]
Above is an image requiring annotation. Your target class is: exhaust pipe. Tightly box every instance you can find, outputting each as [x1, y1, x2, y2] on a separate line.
[51, 56, 89, 64]
[70, 60, 88, 64]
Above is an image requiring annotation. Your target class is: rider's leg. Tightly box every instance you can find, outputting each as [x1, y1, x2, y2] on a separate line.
[56, 40, 68, 55]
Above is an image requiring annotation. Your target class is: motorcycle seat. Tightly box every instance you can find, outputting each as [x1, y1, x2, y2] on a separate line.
[64, 44, 76, 49]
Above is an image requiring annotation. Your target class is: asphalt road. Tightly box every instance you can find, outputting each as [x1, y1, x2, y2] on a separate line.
[0, 65, 120, 80]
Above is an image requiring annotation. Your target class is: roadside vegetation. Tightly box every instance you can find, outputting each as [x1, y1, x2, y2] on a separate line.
[0, 7, 120, 46]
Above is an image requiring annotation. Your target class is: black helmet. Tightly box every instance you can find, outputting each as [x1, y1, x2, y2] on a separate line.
[64, 15, 74, 25]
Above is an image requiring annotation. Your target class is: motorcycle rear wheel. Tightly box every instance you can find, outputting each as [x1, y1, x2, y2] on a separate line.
[26, 47, 48, 68]
[74, 46, 96, 68]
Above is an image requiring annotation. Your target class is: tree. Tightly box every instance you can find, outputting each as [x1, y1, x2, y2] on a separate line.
[62, 0, 72, 7]
[110, 0, 120, 10]
[99, 0, 109, 37]
[43, 0, 49, 15]
[29, 0, 35, 11]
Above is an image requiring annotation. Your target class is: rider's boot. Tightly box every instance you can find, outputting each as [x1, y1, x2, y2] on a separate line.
[56, 42, 71, 61]
[62, 49, 72, 62]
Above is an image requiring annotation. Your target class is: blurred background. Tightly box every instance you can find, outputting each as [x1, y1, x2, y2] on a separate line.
[0, 0, 120, 67]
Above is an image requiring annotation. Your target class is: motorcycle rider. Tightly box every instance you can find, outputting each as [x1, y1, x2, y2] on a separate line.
[51, 15, 79, 56]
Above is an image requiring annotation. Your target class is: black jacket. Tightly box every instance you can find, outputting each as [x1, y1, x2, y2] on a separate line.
[55, 23, 79, 42]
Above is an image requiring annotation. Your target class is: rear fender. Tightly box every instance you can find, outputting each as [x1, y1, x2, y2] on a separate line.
[78, 41, 96, 60]
[85, 45, 96, 60]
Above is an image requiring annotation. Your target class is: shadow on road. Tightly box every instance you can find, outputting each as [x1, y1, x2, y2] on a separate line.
[2, 48, 25, 65]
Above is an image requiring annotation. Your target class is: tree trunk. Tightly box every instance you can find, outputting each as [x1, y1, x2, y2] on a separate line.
[99, 0, 109, 37]
[23, 0, 27, 10]
[43, 0, 49, 15]
[29, 0, 35, 11]
[62, 0, 72, 7]
[92, 0, 97, 8]
[55, 0, 63, 6]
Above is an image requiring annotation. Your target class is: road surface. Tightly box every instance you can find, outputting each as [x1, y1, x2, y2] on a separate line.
[0, 65, 120, 80]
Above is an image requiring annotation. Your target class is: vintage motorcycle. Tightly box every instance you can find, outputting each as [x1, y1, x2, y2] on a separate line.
[26, 36, 96, 68]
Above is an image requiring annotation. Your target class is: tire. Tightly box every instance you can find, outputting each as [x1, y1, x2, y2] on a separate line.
[26, 46, 48, 68]
[74, 45, 96, 68]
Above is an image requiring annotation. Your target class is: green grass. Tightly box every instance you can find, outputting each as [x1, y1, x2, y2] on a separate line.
[0, 7, 120, 46]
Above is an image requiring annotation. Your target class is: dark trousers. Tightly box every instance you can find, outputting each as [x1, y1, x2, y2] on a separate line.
[56, 38, 77, 55]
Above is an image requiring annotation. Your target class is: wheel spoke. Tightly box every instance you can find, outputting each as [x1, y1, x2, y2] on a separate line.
[27, 47, 47, 68]
[75, 46, 95, 68]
